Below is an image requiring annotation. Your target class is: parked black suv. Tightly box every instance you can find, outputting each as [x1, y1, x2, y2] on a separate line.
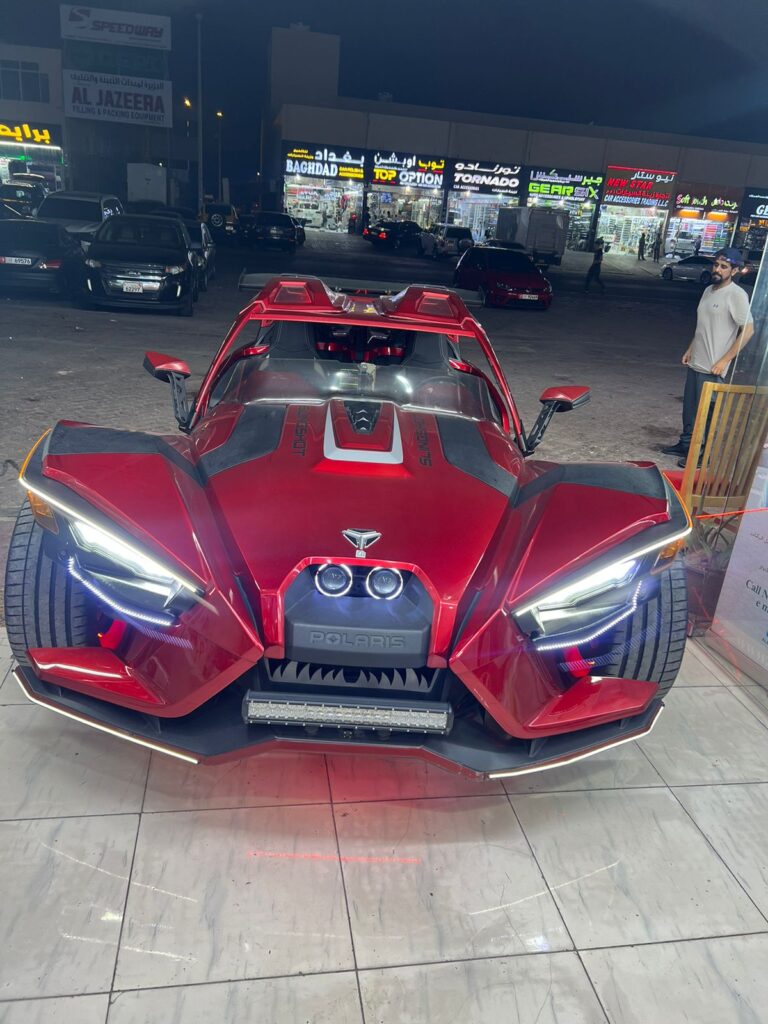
[240, 211, 298, 251]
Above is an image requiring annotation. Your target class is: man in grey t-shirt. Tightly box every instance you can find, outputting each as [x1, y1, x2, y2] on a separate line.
[662, 247, 754, 463]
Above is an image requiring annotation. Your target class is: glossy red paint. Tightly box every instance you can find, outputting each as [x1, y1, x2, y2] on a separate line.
[143, 351, 191, 380]
[28, 646, 167, 707]
[539, 385, 590, 407]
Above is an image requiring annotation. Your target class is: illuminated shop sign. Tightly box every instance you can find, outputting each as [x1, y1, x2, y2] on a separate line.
[739, 189, 768, 221]
[449, 160, 522, 196]
[370, 151, 446, 189]
[602, 166, 676, 208]
[526, 167, 603, 204]
[282, 144, 365, 181]
[0, 121, 60, 146]
[673, 185, 740, 213]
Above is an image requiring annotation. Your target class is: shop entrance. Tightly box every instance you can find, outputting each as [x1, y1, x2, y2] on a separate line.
[446, 192, 518, 241]
[596, 205, 667, 255]
[366, 185, 443, 228]
[283, 176, 363, 231]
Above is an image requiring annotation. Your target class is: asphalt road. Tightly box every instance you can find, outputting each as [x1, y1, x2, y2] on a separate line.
[0, 230, 703, 616]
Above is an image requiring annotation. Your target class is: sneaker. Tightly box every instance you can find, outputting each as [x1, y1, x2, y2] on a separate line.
[662, 442, 688, 456]
[678, 455, 703, 469]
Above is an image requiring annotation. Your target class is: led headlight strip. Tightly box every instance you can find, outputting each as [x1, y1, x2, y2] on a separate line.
[67, 558, 176, 628]
[532, 581, 642, 652]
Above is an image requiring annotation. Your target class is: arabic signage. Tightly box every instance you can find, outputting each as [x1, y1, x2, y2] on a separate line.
[740, 189, 768, 221]
[602, 166, 677, 208]
[66, 38, 166, 78]
[63, 69, 172, 127]
[673, 183, 740, 213]
[0, 121, 61, 147]
[283, 143, 366, 181]
[60, 5, 171, 50]
[369, 151, 446, 189]
[526, 167, 603, 205]
[448, 160, 522, 197]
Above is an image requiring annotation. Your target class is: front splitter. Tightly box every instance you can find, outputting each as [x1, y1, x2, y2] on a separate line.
[15, 665, 663, 779]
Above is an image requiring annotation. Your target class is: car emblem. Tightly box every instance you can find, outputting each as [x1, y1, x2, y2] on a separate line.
[342, 528, 381, 558]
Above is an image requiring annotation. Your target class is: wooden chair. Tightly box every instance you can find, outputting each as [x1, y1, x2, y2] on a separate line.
[665, 383, 768, 517]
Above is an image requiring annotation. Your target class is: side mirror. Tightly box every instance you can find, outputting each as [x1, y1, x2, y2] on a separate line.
[144, 351, 192, 431]
[523, 385, 590, 454]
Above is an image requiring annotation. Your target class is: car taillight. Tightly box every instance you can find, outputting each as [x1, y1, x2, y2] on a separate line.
[39, 259, 62, 270]
[362, 228, 369, 236]
[378, 231, 387, 239]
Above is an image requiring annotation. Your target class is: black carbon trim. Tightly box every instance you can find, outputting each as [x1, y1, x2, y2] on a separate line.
[47, 423, 199, 482]
[516, 463, 667, 507]
[435, 416, 518, 497]
[198, 404, 286, 479]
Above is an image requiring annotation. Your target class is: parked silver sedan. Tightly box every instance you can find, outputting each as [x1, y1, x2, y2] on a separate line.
[660, 255, 713, 284]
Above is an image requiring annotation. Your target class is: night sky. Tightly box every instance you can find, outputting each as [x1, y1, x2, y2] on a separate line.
[5, 0, 768, 183]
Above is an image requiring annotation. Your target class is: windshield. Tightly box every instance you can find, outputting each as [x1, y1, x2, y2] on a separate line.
[208, 320, 502, 424]
[39, 198, 101, 221]
[96, 217, 185, 248]
[0, 221, 61, 246]
[484, 249, 536, 272]
[257, 213, 292, 226]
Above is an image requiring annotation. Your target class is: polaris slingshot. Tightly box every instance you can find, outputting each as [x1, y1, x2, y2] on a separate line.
[5, 277, 690, 778]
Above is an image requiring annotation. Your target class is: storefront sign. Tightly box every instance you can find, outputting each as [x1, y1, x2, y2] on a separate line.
[449, 160, 522, 197]
[60, 5, 171, 50]
[0, 121, 61, 146]
[740, 189, 768, 221]
[66, 38, 166, 78]
[602, 166, 676, 208]
[526, 167, 603, 204]
[283, 144, 365, 181]
[370, 151, 446, 189]
[673, 185, 740, 212]
[63, 69, 172, 127]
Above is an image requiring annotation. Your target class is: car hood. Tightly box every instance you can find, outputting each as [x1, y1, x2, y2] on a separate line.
[88, 242, 188, 264]
[49, 219, 103, 236]
[492, 271, 544, 286]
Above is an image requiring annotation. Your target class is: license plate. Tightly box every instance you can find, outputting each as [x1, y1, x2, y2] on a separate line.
[1, 256, 32, 266]
[519, 294, 538, 301]
[122, 281, 143, 293]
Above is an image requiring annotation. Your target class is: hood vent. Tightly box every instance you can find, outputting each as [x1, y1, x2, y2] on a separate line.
[344, 401, 381, 434]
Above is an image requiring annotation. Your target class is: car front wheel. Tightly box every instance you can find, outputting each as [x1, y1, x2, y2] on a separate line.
[661, 267, 673, 281]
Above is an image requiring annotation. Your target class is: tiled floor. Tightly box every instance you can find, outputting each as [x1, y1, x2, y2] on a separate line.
[2, 641, 768, 1023]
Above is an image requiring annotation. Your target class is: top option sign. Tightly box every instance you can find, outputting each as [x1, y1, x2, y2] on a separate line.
[60, 5, 171, 50]
[449, 160, 522, 197]
[370, 151, 446, 189]
[526, 167, 603, 204]
[283, 143, 365, 181]
[602, 166, 676, 208]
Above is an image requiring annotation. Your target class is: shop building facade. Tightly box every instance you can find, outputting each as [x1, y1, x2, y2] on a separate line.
[368, 150, 445, 227]
[596, 165, 675, 254]
[524, 167, 603, 249]
[445, 161, 523, 240]
[735, 188, 768, 259]
[665, 183, 741, 255]
[282, 142, 365, 230]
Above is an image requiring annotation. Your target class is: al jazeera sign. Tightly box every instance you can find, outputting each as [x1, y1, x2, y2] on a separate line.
[63, 69, 172, 127]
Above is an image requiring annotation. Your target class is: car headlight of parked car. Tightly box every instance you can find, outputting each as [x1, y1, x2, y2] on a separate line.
[85, 258, 101, 268]
[164, 264, 186, 275]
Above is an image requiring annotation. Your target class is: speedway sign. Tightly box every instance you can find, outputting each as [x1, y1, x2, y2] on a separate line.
[63, 69, 172, 127]
[60, 5, 171, 49]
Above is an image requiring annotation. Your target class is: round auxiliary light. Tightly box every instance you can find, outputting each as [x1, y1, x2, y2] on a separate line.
[315, 563, 353, 598]
[365, 566, 404, 601]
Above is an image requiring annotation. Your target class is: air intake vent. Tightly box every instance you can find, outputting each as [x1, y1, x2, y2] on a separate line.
[344, 401, 381, 433]
[265, 659, 439, 694]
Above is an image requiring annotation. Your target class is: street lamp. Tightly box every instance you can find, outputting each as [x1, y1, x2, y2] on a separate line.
[216, 110, 223, 202]
[183, 96, 192, 108]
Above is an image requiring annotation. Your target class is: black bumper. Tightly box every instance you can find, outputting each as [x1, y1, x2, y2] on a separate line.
[15, 664, 663, 778]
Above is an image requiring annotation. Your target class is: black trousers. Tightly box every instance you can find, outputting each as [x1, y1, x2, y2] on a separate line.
[585, 263, 604, 291]
[680, 366, 723, 449]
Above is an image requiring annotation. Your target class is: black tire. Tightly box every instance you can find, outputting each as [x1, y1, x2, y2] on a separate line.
[4, 502, 96, 666]
[700, 271, 711, 285]
[601, 560, 687, 700]
[199, 270, 208, 293]
[661, 267, 673, 281]
[478, 286, 491, 308]
[177, 290, 194, 316]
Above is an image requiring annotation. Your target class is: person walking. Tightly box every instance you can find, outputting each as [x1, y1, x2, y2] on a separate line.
[638, 231, 647, 261]
[584, 238, 606, 292]
[662, 247, 754, 465]
[693, 236, 702, 255]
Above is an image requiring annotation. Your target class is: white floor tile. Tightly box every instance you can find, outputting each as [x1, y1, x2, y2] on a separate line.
[0, 815, 138, 999]
[143, 752, 330, 812]
[503, 741, 663, 795]
[0, 657, 23, 705]
[359, 952, 607, 1024]
[674, 646, 723, 687]
[107, 972, 362, 1024]
[335, 795, 571, 968]
[0, 705, 149, 820]
[674, 782, 768, 918]
[686, 640, 742, 686]
[583, 934, 768, 1024]
[729, 684, 768, 725]
[326, 753, 503, 803]
[638, 688, 768, 785]
[512, 788, 764, 948]
[0, 994, 108, 1024]
[113, 804, 354, 990]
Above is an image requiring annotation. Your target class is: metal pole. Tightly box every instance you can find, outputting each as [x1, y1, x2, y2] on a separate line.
[218, 124, 222, 202]
[196, 12, 203, 214]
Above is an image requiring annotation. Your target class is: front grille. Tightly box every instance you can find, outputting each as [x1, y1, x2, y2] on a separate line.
[102, 261, 165, 278]
[264, 658, 440, 695]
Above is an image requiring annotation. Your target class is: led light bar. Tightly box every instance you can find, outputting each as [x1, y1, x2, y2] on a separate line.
[243, 693, 452, 734]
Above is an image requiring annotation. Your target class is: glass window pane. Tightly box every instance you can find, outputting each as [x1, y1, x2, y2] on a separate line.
[0, 60, 20, 69]
[0, 68, 20, 100]
[40, 74, 49, 103]
[21, 72, 40, 102]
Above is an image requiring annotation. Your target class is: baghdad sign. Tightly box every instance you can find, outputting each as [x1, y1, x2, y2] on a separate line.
[602, 166, 676, 208]
[60, 5, 171, 50]
[63, 69, 172, 127]
[283, 144, 365, 181]
[450, 160, 522, 196]
[370, 151, 446, 189]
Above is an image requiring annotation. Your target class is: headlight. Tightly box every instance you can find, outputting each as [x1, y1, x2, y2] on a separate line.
[85, 258, 101, 268]
[533, 558, 639, 620]
[164, 264, 185, 275]
[70, 519, 178, 589]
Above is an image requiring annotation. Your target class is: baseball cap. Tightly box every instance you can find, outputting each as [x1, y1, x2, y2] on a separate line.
[713, 247, 745, 267]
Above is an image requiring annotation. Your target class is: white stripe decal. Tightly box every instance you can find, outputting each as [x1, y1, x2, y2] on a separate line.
[323, 405, 404, 464]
